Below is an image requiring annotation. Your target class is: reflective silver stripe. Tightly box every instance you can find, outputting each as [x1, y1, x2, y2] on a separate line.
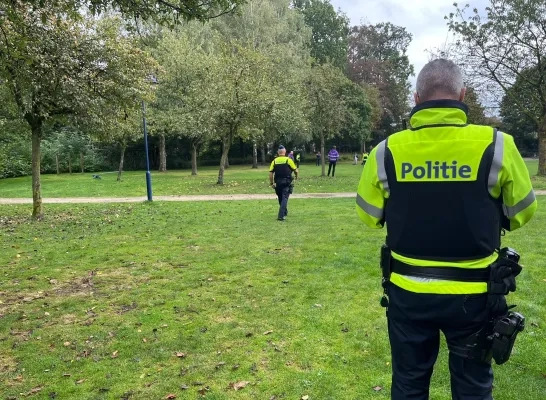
[488, 129, 504, 194]
[356, 194, 384, 219]
[502, 190, 536, 218]
[401, 275, 443, 283]
[376, 140, 389, 193]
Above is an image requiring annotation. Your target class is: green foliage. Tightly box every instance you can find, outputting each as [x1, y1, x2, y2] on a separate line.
[348, 22, 414, 136]
[464, 87, 487, 125]
[292, 0, 349, 70]
[11, 0, 246, 24]
[500, 67, 542, 156]
[305, 64, 371, 149]
[447, 0, 546, 175]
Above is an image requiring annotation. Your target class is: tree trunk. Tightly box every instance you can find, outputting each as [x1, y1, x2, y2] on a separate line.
[538, 118, 546, 176]
[191, 141, 198, 176]
[361, 141, 366, 153]
[159, 134, 167, 172]
[55, 154, 60, 175]
[31, 124, 43, 220]
[217, 131, 234, 185]
[261, 145, 266, 165]
[68, 155, 72, 174]
[117, 144, 126, 182]
[321, 135, 326, 177]
[80, 152, 84, 173]
[252, 141, 258, 169]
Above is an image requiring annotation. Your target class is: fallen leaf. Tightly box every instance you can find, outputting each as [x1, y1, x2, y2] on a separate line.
[175, 352, 186, 358]
[63, 342, 71, 347]
[301, 395, 309, 400]
[230, 381, 250, 391]
[373, 386, 383, 392]
[25, 386, 42, 395]
[165, 394, 176, 399]
[111, 351, 119, 358]
[62, 374, 71, 377]
[263, 330, 273, 335]
[75, 379, 85, 384]
[142, 338, 147, 343]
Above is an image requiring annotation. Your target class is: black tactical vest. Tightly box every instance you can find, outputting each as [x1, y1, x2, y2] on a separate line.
[384, 130, 505, 261]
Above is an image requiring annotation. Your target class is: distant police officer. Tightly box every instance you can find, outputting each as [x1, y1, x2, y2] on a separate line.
[270, 145, 298, 221]
[356, 59, 537, 400]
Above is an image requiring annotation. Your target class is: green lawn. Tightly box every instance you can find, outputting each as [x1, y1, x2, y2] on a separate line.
[1, 199, 545, 399]
[1, 160, 543, 198]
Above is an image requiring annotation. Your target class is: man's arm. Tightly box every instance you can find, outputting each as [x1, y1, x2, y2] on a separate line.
[269, 160, 276, 186]
[493, 132, 537, 231]
[356, 144, 389, 229]
[287, 159, 298, 179]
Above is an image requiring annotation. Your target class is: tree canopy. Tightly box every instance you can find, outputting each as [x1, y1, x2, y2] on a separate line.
[447, 0, 546, 175]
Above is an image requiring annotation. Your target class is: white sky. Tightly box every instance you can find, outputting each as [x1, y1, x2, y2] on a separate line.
[330, 0, 490, 90]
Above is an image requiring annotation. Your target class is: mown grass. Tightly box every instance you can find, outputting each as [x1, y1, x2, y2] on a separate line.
[1, 160, 544, 198]
[1, 198, 545, 399]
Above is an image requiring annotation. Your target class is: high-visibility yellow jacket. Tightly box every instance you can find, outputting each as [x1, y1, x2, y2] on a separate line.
[356, 100, 537, 295]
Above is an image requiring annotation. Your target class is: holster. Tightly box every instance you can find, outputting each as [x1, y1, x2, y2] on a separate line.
[464, 248, 526, 365]
[379, 245, 392, 307]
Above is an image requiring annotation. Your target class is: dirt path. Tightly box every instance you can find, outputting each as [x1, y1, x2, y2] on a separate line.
[0, 192, 360, 204]
[1, 191, 545, 204]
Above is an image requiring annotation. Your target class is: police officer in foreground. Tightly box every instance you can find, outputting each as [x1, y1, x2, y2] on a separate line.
[270, 145, 298, 221]
[356, 59, 537, 400]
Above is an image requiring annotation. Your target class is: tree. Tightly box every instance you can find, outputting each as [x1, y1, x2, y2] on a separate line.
[464, 86, 487, 125]
[305, 63, 370, 175]
[500, 67, 541, 155]
[150, 25, 219, 175]
[0, 7, 156, 218]
[348, 22, 414, 136]
[447, 0, 546, 175]
[203, 45, 276, 184]
[292, 0, 349, 70]
[12, 0, 246, 24]
[212, 0, 312, 165]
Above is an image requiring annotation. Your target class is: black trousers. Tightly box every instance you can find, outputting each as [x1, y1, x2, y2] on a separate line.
[275, 184, 291, 219]
[387, 284, 493, 400]
[327, 161, 337, 176]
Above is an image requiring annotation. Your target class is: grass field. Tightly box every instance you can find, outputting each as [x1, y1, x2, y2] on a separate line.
[1, 198, 545, 399]
[0, 160, 544, 199]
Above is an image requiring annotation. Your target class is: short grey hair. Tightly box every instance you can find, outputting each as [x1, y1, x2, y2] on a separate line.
[416, 59, 464, 100]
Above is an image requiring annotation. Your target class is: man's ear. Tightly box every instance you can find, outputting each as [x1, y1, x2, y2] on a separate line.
[459, 88, 466, 102]
[414, 92, 420, 105]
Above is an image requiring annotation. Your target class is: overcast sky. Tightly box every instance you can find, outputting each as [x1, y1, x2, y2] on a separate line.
[330, 0, 490, 90]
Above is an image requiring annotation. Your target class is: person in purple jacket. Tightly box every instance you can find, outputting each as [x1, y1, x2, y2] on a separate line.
[327, 145, 340, 177]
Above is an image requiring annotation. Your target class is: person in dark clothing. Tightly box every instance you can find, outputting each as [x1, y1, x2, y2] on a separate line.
[316, 151, 321, 166]
[269, 145, 298, 221]
[327, 145, 340, 176]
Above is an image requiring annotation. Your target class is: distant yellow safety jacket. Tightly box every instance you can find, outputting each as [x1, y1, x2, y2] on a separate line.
[356, 100, 537, 295]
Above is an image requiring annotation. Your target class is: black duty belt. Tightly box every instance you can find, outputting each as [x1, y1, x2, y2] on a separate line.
[391, 259, 490, 283]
